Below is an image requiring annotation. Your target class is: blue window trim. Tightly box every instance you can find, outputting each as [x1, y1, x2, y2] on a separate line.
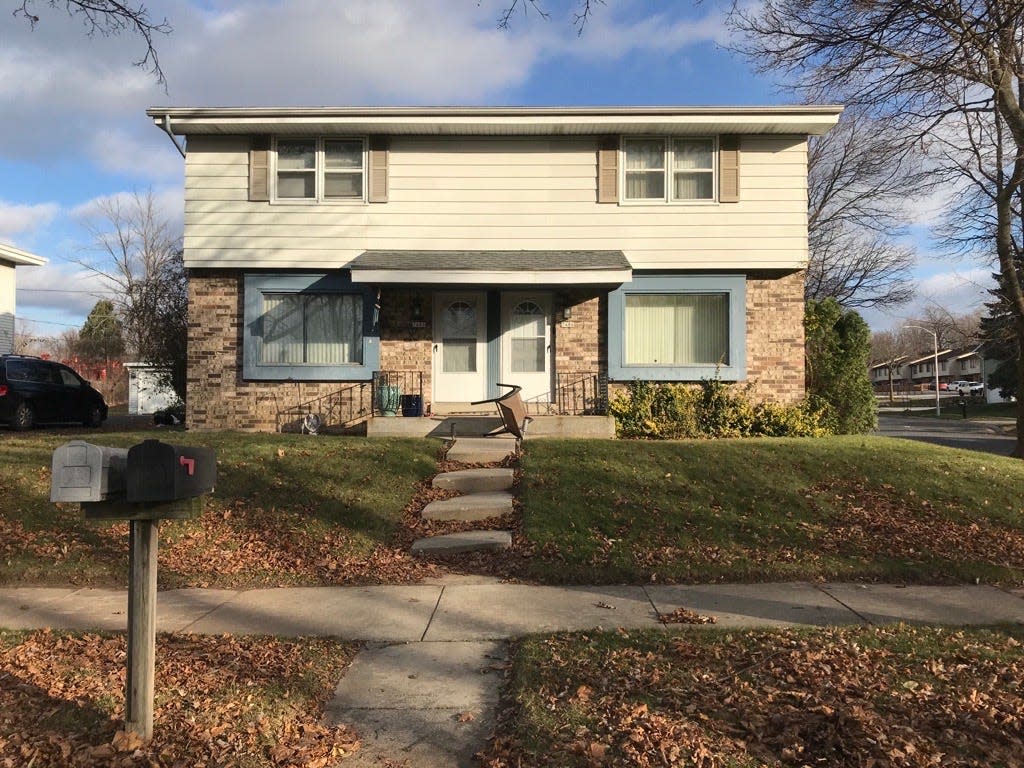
[608, 274, 746, 381]
[243, 272, 379, 381]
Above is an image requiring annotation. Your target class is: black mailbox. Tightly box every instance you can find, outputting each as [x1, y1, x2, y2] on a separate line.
[126, 440, 216, 503]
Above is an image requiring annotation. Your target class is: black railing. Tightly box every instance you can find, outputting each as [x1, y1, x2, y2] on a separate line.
[276, 383, 373, 432]
[523, 371, 608, 416]
[372, 371, 425, 416]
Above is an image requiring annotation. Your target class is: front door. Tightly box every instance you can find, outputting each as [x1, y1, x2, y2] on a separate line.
[501, 292, 552, 403]
[433, 292, 487, 403]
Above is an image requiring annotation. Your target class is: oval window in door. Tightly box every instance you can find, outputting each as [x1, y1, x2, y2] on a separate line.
[443, 301, 477, 372]
[510, 301, 545, 373]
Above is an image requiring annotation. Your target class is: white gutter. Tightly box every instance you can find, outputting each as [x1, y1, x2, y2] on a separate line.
[158, 114, 186, 158]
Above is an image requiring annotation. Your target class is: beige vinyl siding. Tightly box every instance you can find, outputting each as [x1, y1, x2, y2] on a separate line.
[183, 135, 808, 270]
[0, 264, 15, 355]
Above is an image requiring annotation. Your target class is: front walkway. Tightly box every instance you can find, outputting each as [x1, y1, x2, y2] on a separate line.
[3, 580, 1022, 638]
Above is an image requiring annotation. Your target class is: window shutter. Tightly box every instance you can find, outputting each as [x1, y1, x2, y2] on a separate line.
[597, 137, 619, 204]
[249, 137, 271, 202]
[369, 138, 389, 203]
[719, 135, 740, 203]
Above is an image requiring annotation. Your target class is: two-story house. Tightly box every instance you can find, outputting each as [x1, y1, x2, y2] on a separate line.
[149, 106, 842, 431]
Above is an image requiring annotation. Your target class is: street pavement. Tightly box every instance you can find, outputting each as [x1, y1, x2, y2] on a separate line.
[876, 413, 1017, 456]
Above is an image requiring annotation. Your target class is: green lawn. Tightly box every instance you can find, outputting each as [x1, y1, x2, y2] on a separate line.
[0, 430, 438, 588]
[482, 625, 1024, 767]
[520, 436, 1024, 584]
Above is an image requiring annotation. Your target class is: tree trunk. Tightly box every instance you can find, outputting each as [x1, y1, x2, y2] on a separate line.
[1015, 328, 1024, 458]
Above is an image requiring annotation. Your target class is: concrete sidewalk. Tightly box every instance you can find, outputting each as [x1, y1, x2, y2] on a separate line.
[2, 581, 1022, 638]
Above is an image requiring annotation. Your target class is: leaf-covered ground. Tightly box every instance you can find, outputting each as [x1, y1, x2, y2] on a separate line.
[0, 431, 440, 588]
[520, 436, 1024, 584]
[0, 629, 359, 767]
[481, 624, 1024, 767]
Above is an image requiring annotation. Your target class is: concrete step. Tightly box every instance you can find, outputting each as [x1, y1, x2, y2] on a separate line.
[411, 531, 512, 556]
[422, 492, 513, 522]
[446, 437, 516, 464]
[432, 468, 514, 494]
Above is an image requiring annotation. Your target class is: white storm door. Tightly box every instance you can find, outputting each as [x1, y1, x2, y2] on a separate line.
[501, 292, 552, 403]
[433, 293, 487, 403]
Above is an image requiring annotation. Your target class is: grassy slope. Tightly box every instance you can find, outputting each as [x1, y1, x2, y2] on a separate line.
[1, 430, 438, 588]
[485, 625, 1024, 767]
[521, 435, 1024, 584]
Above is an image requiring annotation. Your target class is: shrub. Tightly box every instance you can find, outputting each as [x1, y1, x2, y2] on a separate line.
[610, 378, 835, 439]
[805, 299, 877, 434]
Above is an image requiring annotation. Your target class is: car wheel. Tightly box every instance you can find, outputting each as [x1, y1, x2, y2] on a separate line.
[12, 401, 35, 431]
[83, 403, 104, 428]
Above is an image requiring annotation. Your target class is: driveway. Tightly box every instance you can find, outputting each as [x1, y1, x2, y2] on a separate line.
[876, 413, 1018, 457]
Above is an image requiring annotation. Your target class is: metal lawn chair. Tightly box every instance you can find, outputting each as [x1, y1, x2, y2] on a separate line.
[471, 383, 533, 440]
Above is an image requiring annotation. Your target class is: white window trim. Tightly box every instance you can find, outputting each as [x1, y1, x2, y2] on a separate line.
[271, 136, 368, 205]
[619, 135, 718, 206]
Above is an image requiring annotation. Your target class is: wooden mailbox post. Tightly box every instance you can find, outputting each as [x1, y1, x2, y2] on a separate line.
[51, 439, 215, 741]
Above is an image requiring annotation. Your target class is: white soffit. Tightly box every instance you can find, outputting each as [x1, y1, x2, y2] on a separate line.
[351, 268, 633, 285]
[147, 105, 844, 137]
[0, 243, 47, 267]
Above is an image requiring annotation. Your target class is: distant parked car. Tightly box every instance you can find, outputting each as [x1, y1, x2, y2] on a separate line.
[954, 381, 985, 396]
[0, 355, 108, 430]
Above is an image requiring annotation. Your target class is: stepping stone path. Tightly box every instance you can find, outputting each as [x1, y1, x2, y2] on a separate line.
[411, 439, 516, 556]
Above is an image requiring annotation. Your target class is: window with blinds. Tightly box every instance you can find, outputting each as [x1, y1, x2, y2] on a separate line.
[622, 137, 715, 202]
[624, 293, 729, 366]
[259, 293, 363, 365]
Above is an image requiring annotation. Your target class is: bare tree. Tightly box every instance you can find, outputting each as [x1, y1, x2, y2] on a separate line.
[496, 0, 603, 32]
[729, 0, 1024, 456]
[11, 319, 38, 355]
[806, 113, 925, 308]
[13, 0, 171, 85]
[870, 328, 918, 401]
[78, 189, 187, 400]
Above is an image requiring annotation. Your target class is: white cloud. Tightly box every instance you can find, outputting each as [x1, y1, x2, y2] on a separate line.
[16, 263, 115, 317]
[0, 200, 60, 243]
[0, 0, 732, 182]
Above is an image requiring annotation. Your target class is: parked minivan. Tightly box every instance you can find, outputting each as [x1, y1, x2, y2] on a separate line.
[0, 355, 108, 430]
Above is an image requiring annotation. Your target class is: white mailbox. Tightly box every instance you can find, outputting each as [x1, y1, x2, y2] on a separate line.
[50, 440, 128, 503]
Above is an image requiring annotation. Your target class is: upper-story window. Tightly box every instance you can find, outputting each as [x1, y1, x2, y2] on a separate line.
[274, 138, 366, 202]
[623, 137, 716, 203]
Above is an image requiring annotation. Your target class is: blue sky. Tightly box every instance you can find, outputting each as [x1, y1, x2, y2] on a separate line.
[0, 0, 992, 340]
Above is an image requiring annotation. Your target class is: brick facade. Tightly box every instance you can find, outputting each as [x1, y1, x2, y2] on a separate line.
[186, 270, 805, 430]
[745, 270, 806, 403]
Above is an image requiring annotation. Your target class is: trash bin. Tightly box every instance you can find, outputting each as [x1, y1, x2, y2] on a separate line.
[377, 385, 401, 417]
[400, 394, 423, 417]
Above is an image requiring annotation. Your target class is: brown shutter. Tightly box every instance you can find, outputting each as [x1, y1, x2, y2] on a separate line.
[368, 138, 389, 203]
[719, 135, 741, 203]
[249, 137, 270, 202]
[597, 137, 619, 204]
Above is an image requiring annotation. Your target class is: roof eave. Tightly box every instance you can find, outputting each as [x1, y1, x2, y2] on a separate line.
[147, 105, 844, 137]
[0, 243, 47, 266]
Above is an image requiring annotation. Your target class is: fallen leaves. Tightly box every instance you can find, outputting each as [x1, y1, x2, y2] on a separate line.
[0, 629, 360, 767]
[479, 625, 1024, 767]
[656, 607, 716, 625]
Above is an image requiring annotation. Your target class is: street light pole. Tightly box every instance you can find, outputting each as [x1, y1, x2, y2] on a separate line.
[904, 325, 940, 416]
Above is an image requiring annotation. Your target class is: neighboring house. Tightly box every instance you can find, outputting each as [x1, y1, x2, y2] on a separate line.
[0, 244, 46, 356]
[126, 363, 178, 415]
[148, 105, 842, 431]
[870, 356, 908, 391]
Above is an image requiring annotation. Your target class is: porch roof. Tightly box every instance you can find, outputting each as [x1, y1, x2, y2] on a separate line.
[349, 250, 632, 285]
